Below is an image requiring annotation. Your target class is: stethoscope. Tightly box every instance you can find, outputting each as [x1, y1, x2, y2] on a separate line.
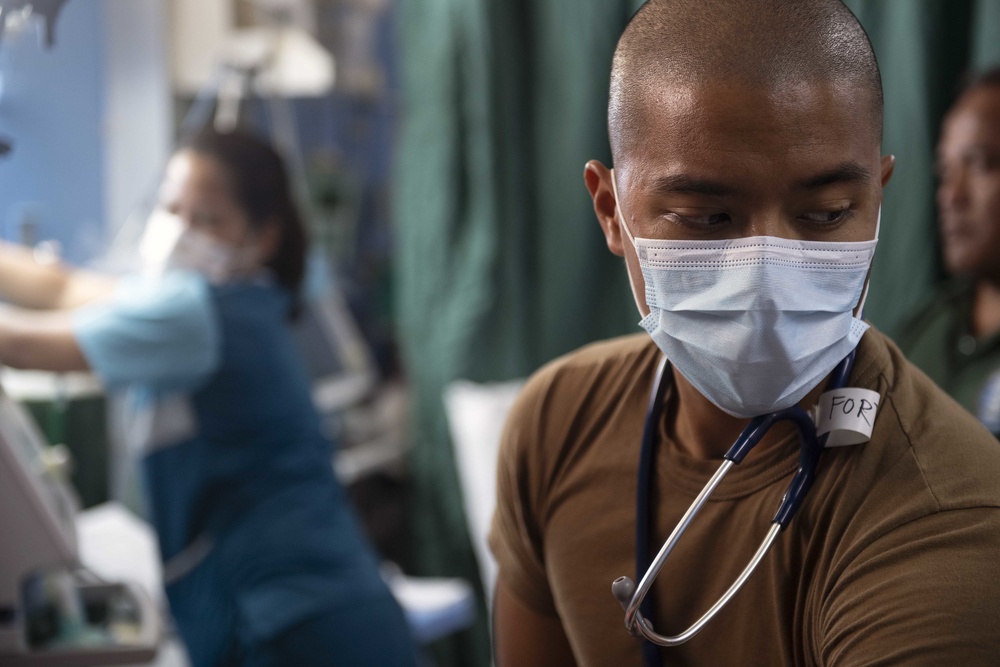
[611, 349, 857, 666]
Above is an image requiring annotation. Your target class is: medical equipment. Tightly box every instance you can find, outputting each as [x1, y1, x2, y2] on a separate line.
[0, 382, 160, 665]
[611, 349, 857, 665]
[0, 1, 69, 49]
[0, 0, 72, 159]
[292, 285, 376, 418]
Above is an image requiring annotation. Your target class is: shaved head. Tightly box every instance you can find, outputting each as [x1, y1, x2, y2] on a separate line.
[609, 0, 883, 160]
[586, 0, 894, 341]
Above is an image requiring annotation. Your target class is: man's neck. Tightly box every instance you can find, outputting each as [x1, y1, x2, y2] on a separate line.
[669, 367, 829, 460]
[973, 279, 1000, 339]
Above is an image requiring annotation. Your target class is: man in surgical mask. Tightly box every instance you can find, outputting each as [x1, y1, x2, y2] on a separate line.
[489, 1, 1000, 665]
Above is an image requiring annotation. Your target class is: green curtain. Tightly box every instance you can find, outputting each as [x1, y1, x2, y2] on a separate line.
[393, 2, 1000, 664]
[393, 2, 642, 663]
[843, 0, 1000, 333]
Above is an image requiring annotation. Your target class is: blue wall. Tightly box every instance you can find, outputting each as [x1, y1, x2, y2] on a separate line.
[0, 1, 106, 264]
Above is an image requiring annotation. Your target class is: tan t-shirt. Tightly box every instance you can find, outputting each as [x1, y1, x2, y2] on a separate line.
[490, 329, 1000, 666]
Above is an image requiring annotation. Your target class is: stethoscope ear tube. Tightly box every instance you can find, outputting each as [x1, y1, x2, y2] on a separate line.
[772, 411, 822, 529]
[632, 355, 672, 665]
[773, 349, 855, 529]
[725, 405, 822, 530]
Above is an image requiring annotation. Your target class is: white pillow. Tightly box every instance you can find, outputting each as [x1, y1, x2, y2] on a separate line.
[443, 379, 524, 607]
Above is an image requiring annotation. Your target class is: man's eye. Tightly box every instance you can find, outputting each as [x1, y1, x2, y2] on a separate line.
[668, 212, 731, 227]
[191, 212, 220, 228]
[970, 155, 1000, 172]
[799, 209, 851, 225]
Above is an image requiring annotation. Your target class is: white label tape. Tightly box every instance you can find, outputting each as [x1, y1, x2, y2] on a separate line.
[815, 387, 880, 447]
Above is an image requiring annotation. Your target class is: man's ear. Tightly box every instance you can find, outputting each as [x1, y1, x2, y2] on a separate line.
[880, 154, 896, 188]
[585, 160, 626, 257]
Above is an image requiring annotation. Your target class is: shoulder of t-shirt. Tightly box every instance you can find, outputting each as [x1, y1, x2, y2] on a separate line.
[859, 326, 1000, 514]
[816, 335, 1000, 662]
[502, 333, 657, 466]
[493, 333, 660, 598]
[512, 333, 651, 416]
[525, 332, 657, 388]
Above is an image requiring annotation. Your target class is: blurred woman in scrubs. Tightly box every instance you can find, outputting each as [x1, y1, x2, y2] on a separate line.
[0, 129, 417, 667]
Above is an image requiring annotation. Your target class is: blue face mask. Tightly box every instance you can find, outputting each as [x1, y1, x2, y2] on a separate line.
[611, 170, 878, 418]
[139, 209, 260, 285]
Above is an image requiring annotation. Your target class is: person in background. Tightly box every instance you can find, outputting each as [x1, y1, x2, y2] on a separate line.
[898, 69, 1000, 437]
[0, 129, 417, 666]
[489, 1, 1000, 665]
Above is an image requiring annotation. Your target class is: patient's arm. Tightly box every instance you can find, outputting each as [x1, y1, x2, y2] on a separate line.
[0, 306, 89, 372]
[0, 241, 118, 310]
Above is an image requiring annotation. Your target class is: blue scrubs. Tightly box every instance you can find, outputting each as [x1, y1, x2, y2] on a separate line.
[74, 271, 416, 666]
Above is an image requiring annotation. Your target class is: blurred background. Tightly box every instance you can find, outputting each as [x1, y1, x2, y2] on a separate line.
[2, 1, 1000, 665]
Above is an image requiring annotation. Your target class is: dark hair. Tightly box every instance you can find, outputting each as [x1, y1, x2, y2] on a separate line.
[957, 66, 1000, 98]
[181, 128, 308, 315]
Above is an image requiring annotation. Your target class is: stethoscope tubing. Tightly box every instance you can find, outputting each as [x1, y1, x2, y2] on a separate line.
[615, 349, 857, 659]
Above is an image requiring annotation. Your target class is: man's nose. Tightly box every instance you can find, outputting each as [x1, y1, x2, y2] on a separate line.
[747, 210, 807, 239]
[938, 169, 969, 211]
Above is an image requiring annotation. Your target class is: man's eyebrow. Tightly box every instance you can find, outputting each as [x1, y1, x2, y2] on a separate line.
[649, 174, 737, 197]
[794, 162, 873, 190]
[958, 147, 1000, 161]
[646, 163, 873, 196]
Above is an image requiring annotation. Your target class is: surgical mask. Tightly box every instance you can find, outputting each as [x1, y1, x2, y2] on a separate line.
[610, 170, 878, 418]
[139, 209, 257, 284]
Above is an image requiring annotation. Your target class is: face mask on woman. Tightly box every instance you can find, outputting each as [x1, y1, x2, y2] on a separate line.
[138, 209, 259, 284]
